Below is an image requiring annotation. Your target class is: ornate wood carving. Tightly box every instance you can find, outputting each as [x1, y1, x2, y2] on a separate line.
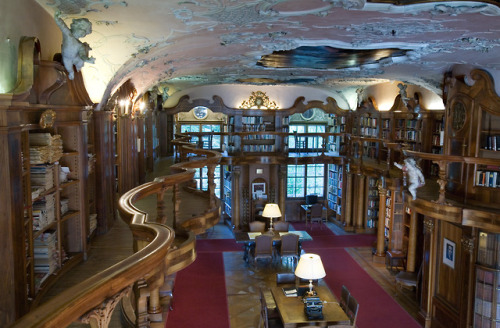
[79, 286, 131, 328]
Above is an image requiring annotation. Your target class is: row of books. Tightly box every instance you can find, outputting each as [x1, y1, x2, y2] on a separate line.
[483, 135, 500, 151]
[476, 170, 500, 188]
[242, 145, 276, 152]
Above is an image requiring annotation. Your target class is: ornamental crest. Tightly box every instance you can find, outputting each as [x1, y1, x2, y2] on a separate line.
[239, 91, 278, 110]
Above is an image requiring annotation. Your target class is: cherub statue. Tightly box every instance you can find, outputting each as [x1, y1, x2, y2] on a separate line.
[54, 11, 95, 80]
[397, 83, 409, 107]
[394, 157, 425, 199]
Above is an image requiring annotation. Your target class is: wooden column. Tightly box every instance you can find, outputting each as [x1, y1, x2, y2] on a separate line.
[93, 111, 116, 234]
[344, 172, 354, 230]
[207, 164, 216, 208]
[233, 167, 241, 230]
[421, 217, 437, 328]
[172, 184, 180, 230]
[279, 164, 287, 220]
[375, 182, 387, 259]
[355, 174, 365, 230]
[406, 209, 418, 272]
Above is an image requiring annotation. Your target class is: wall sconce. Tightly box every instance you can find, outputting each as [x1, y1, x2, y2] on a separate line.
[136, 101, 147, 119]
[119, 99, 131, 117]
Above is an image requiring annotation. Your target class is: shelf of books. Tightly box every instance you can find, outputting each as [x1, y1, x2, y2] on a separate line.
[474, 232, 500, 328]
[365, 177, 379, 230]
[476, 111, 500, 188]
[328, 114, 347, 155]
[223, 166, 232, 219]
[384, 188, 404, 251]
[21, 125, 87, 305]
[327, 164, 343, 222]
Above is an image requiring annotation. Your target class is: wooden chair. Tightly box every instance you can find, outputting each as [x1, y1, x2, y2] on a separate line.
[278, 233, 299, 268]
[276, 272, 296, 286]
[308, 203, 324, 227]
[395, 260, 423, 297]
[346, 295, 360, 327]
[252, 234, 274, 264]
[250, 221, 266, 232]
[259, 288, 283, 328]
[340, 285, 350, 312]
[273, 221, 289, 232]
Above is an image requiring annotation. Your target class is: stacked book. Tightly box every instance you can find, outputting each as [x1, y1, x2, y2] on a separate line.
[60, 197, 69, 215]
[29, 133, 63, 164]
[89, 213, 98, 235]
[34, 231, 58, 288]
[30, 165, 54, 193]
[33, 193, 56, 231]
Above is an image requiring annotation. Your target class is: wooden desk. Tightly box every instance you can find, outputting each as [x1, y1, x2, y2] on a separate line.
[271, 286, 350, 327]
[234, 231, 312, 262]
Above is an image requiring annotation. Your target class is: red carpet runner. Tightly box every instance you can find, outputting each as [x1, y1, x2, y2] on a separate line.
[166, 225, 422, 327]
[165, 251, 230, 328]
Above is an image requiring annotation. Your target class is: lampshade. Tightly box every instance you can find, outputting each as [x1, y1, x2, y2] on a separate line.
[295, 253, 326, 280]
[262, 203, 281, 218]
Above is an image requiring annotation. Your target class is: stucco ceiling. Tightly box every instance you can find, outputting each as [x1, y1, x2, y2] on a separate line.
[35, 0, 500, 105]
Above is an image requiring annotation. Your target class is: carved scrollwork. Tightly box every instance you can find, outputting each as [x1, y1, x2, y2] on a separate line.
[39, 109, 56, 128]
[79, 286, 131, 328]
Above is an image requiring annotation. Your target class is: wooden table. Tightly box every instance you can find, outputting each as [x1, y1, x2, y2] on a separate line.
[271, 286, 350, 327]
[234, 231, 312, 262]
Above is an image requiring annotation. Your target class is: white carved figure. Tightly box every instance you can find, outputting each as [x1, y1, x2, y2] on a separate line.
[54, 11, 95, 80]
[397, 83, 409, 106]
[394, 157, 425, 199]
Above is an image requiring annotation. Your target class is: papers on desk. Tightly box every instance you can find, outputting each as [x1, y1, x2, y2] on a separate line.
[282, 287, 298, 297]
[247, 232, 261, 240]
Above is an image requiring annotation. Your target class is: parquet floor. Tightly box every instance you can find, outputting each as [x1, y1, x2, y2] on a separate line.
[41, 157, 420, 327]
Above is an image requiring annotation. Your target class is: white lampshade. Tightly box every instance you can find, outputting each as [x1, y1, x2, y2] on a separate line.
[295, 253, 326, 280]
[262, 203, 281, 218]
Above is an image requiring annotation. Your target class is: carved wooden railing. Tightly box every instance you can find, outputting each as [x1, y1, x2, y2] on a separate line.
[11, 138, 221, 328]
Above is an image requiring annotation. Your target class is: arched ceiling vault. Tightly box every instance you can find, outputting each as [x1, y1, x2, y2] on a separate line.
[36, 0, 500, 108]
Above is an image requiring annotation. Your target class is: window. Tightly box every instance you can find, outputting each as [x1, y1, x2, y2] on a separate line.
[287, 164, 324, 198]
[180, 124, 221, 149]
[194, 165, 221, 198]
[288, 124, 325, 152]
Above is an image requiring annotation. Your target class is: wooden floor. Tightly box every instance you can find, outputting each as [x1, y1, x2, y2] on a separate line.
[41, 157, 421, 327]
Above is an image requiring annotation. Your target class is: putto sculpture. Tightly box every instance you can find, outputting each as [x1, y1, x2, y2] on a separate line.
[394, 157, 425, 199]
[54, 11, 95, 80]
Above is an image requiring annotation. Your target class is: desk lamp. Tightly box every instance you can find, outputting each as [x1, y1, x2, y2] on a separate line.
[294, 253, 326, 297]
[262, 203, 281, 235]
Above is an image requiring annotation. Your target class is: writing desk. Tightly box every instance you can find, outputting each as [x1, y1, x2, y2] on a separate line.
[271, 286, 350, 327]
[234, 231, 312, 262]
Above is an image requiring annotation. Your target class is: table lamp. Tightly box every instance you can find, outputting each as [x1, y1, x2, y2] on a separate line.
[294, 253, 326, 297]
[262, 203, 281, 235]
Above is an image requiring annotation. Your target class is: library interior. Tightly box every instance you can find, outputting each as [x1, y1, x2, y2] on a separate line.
[2, 1, 500, 328]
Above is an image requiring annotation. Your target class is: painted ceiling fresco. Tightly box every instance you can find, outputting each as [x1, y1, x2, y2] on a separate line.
[35, 0, 500, 104]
